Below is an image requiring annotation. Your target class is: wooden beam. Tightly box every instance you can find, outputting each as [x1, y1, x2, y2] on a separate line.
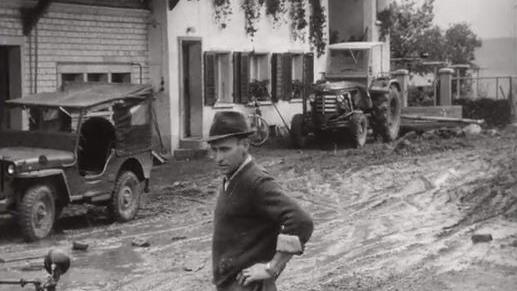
[21, 0, 53, 36]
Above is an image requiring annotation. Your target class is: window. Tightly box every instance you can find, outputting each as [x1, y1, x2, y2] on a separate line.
[57, 63, 133, 88]
[87, 73, 108, 82]
[62, 73, 84, 83]
[215, 53, 232, 103]
[292, 54, 304, 81]
[271, 53, 313, 102]
[111, 73, 131, 83]
[250, 54, 270, 82]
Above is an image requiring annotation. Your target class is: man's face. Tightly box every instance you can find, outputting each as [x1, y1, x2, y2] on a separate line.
[209, 137, 249, 176]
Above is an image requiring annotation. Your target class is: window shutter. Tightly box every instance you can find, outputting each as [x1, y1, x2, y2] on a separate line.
[239, 52, 250, 104]
[282, 53, 293, 101]
[233, 52, 241, 103]
[303, 53, 314, 100]
[204, 52, 216, 106]
[271, 53, 281, 103]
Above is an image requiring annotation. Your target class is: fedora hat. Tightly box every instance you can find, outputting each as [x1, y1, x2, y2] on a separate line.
[206, 111, 255, 143]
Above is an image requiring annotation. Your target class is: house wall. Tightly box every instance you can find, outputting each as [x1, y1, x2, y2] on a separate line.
[0, 0, 155, 133]
[0, 0, 150, 96]
[166, 0, 329, 150]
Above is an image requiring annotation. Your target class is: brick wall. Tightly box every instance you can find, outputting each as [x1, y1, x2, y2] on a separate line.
[0, 2, 150, 95]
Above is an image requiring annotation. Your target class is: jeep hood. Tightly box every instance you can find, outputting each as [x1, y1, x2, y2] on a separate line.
[0, 147, 75, 169]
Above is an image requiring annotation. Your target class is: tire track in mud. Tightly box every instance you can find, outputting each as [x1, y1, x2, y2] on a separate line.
[278, 150, 508, 290]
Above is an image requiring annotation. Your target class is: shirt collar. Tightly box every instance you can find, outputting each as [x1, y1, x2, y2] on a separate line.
[224, 155, 252, 190]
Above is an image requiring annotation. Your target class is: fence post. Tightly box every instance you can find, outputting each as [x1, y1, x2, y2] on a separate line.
[393, 69, 409, 107]
[496, 77, 499, 99]
[438, 68, 454, 106]
[510, 76, 517, 125]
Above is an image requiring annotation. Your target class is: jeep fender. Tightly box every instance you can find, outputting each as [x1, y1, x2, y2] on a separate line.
[117, 154, 152, 192]
[15, 169, 71, 203]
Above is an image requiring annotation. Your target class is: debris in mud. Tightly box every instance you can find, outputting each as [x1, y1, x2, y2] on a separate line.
[471, 234, 493, 244]
[72, 241, 89, 251]
[171, 236, 187, 242]
[485, 128, 500, 137]
[132, 238, 151, 247]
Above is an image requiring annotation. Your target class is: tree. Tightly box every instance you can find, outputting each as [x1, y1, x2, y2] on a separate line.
[444, 23, 482, 64]
[381, 0, 482, 72]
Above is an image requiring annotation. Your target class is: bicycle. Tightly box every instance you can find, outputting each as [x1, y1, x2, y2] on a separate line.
[248, 97, 270, 147]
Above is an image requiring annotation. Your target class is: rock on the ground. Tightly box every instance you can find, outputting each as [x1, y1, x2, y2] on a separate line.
[471, 233, 493, 244]
[132, 238, 151, 247]
[463, 124, 483, 136]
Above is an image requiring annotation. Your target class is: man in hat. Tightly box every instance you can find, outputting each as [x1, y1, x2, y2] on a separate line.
[207, 111, 314, 291]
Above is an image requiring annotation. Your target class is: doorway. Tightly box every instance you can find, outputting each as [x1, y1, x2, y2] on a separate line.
[0, 45, 22, 129]
[179, 39, 203, 138]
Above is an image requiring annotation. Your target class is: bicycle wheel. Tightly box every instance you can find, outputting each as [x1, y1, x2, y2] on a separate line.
[249, 115, 270, 147]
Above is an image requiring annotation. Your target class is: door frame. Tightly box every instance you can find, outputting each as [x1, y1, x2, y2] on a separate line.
[177, 36, 203, 139]
[0, 36, 24, 130]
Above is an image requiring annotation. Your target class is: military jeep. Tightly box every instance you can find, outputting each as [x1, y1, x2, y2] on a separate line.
[291, 42, 402, 148]
[0, 83, 153, 241]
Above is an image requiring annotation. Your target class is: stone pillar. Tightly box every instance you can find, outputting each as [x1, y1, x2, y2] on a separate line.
[392, 69, 409, 107]
[438, 68, 454, 106]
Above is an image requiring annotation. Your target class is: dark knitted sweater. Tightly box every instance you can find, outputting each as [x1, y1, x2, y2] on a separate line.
[212, 160, 314, 288]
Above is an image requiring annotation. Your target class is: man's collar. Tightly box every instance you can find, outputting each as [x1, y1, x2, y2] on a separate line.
[223, 155, 253, 192]
[227, 155, 252, 182]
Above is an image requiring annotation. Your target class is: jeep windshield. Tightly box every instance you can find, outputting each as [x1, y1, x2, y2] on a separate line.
[1, 105, 83, 133]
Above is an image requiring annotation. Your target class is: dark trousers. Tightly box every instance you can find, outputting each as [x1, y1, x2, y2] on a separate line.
[217, 279, 277, 291]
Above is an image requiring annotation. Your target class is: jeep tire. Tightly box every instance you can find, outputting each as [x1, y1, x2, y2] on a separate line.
[109, 171, 141, 222]
[372, 85, 401, 142]
[18, 184, 56, 241]
[350, 112, 368, 148]
[290, 114, 308, 148]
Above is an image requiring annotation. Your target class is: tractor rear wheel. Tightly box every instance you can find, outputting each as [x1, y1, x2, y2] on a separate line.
[372, 85, 401, 142]
[350, 113, 368, 148]
[290, 114, 308, 148]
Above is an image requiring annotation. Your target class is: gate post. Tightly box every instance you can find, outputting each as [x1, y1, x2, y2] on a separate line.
[438, 68, 454, 106]
[393, 69, 409, 107]
[510, 76, 517, 125]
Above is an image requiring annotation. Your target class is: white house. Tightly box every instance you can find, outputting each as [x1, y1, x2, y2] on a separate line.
[162, 0, 389, 155]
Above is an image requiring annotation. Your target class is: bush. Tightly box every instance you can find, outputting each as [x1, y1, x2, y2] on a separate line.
[453, 98, 512, 127]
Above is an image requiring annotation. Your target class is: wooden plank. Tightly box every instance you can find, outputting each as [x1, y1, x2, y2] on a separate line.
[402, 106, 462, 118]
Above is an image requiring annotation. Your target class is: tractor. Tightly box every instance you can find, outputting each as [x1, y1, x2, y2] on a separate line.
[290, 42, 402, 148]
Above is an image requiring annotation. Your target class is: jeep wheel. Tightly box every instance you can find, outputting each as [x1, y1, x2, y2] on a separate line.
[290, 114, 308, 148]
[18, 185, 56, 241]
[372, 85, 402, 142]
[350, 113, 368, 148]
[109, 171, 141, 222]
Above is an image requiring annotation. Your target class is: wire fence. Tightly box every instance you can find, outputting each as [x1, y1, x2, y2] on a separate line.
[451, 76, 516, 100]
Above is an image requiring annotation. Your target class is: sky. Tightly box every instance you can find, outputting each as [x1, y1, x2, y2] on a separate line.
[432, 0, 517, 38]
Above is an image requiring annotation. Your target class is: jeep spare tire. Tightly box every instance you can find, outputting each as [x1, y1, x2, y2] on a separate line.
[291, 114, 308, 148]
[109, 171, 141, 222]
[372, 85, 401, 142]
[18, 184, 56, 241]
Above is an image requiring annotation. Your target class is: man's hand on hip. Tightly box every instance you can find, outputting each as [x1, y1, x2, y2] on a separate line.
[236, 263, 272, 286]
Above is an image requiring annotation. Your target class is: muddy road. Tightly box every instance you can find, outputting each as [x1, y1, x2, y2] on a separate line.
[1, 128, 517, 290]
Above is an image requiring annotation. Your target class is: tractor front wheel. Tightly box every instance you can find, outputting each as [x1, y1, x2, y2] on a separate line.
[290, 114, 309, 148]
[350, 113, 368, 148]
[372, 85, 402, 142]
